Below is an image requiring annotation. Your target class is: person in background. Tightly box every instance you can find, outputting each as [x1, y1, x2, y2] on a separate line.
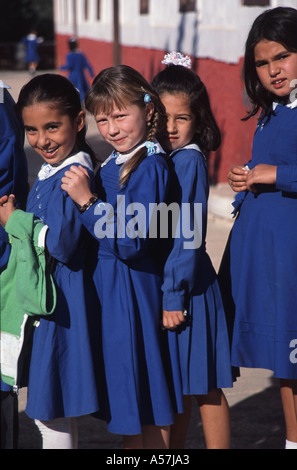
[60, 37, 94, 102]
[22, 30, 43, 74]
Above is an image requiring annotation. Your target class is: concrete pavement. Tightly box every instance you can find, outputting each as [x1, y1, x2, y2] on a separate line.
[1, 70, 285, 449]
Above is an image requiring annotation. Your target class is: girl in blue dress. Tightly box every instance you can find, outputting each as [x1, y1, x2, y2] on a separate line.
[0, 81, 28, 449]
[22, 30, 43, 74]
[151, 53, 234, 449]
[60, 37, 94, 102]
[219, 7, 297, 449]
[61, 65, 183, 449]
[15, 74, 103, 448]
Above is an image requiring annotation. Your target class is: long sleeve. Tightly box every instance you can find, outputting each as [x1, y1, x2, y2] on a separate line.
[162, 150, 208, 311]
[44, 184, 87, 264]
[27, 160, 94, 266]
[60, 53, 72, 71]
[80, 155, 169, 261]
[276, 165, 297, 193]
[254, 106, 297, 194]
[0, 87, 28, 269]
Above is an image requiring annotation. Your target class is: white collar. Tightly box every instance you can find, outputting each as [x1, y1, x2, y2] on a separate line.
[170, 142, 203, 157]
[38, 151, 93, 181]
[101, 139, 165, 168]
[0, 80, 10, 89]
[273, 98, 297, 110]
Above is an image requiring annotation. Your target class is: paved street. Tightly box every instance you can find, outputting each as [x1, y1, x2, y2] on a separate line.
[1, 70, 286, 449]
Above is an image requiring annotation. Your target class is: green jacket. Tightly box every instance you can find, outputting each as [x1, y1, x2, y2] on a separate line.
[0, 210, 56, 386]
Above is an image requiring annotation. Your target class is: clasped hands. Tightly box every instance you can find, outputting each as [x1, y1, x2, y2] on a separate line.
[228, 163, 277, 193]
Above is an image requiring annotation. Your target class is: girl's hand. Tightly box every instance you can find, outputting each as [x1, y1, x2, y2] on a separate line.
[0, 194, 17, 227]
[61, 165, 93, 206]
[227, 165, 249, 192]
[162, 310, 185, 330]
[245, 164, 277, 193]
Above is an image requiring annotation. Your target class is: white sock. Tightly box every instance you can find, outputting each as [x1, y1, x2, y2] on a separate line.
[35, 418, 78, 449]
[285, 439, 297, 449]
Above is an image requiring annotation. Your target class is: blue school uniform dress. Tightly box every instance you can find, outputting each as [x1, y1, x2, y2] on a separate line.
[219, 101, 297, 380]
[22, 34, 41, 64]
[80, 141, 183, 435]
[162, 144, 234, 395]
[25, 152, 103, 420]
[60, 51, 94, 102]
[0, 82, 28, 393]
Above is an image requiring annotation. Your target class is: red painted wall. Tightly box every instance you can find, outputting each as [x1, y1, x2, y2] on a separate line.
[56, 34, 257, 183]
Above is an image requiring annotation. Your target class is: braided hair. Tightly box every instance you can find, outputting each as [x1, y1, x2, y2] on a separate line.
[85, 65, 166, 186]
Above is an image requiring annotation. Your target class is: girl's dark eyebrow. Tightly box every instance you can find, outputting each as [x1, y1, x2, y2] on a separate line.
[175, 113, 192, 118]
[168, 112, 192, 117]
[273, 51, 290, 60]
[46, 121, 62, 126]
[255, 51, 290, 66]
[24, 121, 62, 129]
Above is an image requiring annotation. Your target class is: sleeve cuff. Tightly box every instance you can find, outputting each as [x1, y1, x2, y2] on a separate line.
[276, 166, 297, 193]
[162, 293, 185, 311]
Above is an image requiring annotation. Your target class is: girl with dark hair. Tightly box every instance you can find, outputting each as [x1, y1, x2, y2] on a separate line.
[61, 65, 183, 448]
[220, 7, 297, 449]
[151, 53, 234, 449]
[14, 73, 102, 448]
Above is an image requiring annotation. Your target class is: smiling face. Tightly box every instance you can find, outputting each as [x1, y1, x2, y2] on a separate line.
[159, 92, 197, 152]
[254, 39, 297, 100]
[94, 102, 154, 154]
[22, 102, 85, 164]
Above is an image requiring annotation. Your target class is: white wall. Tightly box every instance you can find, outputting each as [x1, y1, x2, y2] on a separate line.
[54, 0, 297, 63]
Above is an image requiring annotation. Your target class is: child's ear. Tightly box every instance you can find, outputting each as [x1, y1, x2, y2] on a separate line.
[76, 111, 86, 132]
[145, 102, 155, 123]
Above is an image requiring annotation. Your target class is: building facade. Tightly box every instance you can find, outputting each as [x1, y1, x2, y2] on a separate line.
[54, 0, 297, 183]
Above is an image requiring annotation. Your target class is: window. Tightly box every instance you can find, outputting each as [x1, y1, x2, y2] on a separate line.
[179, 0, 196, 13]
[96, 0, 101, 20]
[140, 0, 149, 15]
[61, 0, 69, 25]
[242, 0, 270, 6]
[84, 0, 89, 20]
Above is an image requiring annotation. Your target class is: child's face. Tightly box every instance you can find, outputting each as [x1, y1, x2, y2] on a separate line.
[22, 102, 85, 165]
[94, 102, 153, 154]
[254, 39, 297, 100]
[160, 92, 197, 152]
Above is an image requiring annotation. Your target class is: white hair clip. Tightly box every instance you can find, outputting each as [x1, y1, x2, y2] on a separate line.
[162, 51, 192, 69]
